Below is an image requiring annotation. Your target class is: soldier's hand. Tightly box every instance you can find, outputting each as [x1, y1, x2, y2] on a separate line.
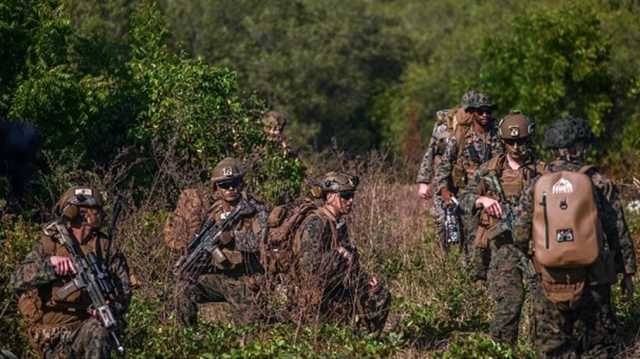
[476, 196, 502, 218]
[621, 274, 635, 300]
[50, 256, 76, 276]
[440, 188, 452, 203]
[418, 183, 432, 200]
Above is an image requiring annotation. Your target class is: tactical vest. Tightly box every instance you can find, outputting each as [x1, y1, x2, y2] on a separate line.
[17, 232, 107, 331]
[451, 127, 493, 190]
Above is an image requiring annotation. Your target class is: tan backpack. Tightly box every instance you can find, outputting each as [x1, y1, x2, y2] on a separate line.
[163, 188, 211, 250]
[532, 167, 601, 268]
[262, 200, 318, 273]
[532, 166, 604, 308]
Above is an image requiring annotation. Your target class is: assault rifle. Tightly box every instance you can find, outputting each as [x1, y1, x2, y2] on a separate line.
[51, 221, 125, 355]
[174, 200, 251, 279]
[443, 196, 462, 248]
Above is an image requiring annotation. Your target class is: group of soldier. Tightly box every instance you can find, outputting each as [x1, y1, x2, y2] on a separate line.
[417, 90, 636, 358]
[5, 90, 637, 358]
[7, 112, 390, 358]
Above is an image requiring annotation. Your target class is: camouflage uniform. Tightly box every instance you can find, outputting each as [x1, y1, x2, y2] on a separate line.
[11, 188, 131, 359]
[416, 109, 456, 244]
[459, 154, 542, 344]
[174, 158, 268, 327]
[513, 117, 636, 358]
[433, 92, 503, 265]
[291, 172, 390, 332]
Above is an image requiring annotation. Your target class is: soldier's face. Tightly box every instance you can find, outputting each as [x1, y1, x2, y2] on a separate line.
[469, 107, 492, 127]
[504, 138, 530, 162]
[327, 191, 355, 216]
[217, 179, 242, 202]
[265, 125, 283, 141]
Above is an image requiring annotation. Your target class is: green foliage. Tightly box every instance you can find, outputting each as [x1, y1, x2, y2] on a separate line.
[437, 333, 518, 359]
[0, 213, 40, 357]
[476, 1, 612, 135]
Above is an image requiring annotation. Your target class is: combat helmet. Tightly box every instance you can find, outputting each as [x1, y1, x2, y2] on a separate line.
[55, 186, 103, 222]
[542, 116, 593, 149]
[211, 157, 245, 183]
[321, 171, 359, 193]
[498, 111, 534, 140]
[461, 90, 495, 110]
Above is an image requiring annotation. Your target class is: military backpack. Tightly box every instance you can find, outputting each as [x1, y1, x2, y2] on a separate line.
[531, 166, 605, 308]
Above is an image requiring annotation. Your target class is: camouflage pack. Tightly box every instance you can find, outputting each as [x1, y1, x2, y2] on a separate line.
[163, 188, 211, 250]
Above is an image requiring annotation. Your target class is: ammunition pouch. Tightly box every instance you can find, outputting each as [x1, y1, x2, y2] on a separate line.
[535, 259, 587, 310]
[17, 288, 43, 324]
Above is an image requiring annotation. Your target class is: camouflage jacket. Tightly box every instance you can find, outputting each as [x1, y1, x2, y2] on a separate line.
[11, 229, 131, 329]
[460, 154, 543, 217]
[433, 123, 503, 194]
[512, 159, 637, 279]
[416, 109, 455, 184]
[204, 196, 268, 275]
[295, 207, 360, 293]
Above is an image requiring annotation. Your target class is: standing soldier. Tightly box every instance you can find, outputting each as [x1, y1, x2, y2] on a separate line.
[291, 172, 391, 332]
[416, 104, 471, 247]
[459, 112, 542, 344]
[433, 90, 503, 276]
[513, 117, 636, 358]
[11, 187, 131, 358]
[174, 157, 268, 327]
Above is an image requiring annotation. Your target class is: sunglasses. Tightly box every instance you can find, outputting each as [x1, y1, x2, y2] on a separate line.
[217, 179, 242, 190]
[468, 107, 492, 115]
[339, 191, 355, 200]
[504, 138, 528, 146]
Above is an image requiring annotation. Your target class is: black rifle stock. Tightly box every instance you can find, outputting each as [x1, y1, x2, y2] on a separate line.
[52, 222, 125, 355]
[174, 200, 250, 279]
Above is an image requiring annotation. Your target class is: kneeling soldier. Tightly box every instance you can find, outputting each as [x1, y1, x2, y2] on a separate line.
[11, 187, 131, 358]
[460, 112, 543, 344]
[174, 158, 268, 327]
[292, 172, 390, 332]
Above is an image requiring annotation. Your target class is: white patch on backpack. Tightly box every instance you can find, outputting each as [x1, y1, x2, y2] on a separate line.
[552, 178, 573, 194]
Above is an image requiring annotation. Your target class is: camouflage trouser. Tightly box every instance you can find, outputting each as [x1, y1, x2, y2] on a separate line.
[428, 194, 446, 245]
[461, 211, 481, 275]
[321, 271, 392, 333]
[29, 318, 112, 359]
[532, 284, 620, 359]
[175, 272, 261, 327]
[487, 242, 524, 344]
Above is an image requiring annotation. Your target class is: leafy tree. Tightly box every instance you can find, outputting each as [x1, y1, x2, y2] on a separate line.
[476, 1, 613, 136]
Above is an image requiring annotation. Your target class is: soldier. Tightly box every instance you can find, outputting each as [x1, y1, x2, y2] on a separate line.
[291, 172, 390, 332]
[433, 90, 503, 275]
[512, 117, 636, 358]
[262, 111, 291, 154]
[174, 157, 268, 327]
[459, 112, 542, 344]
[417, 104, 471, 247]
[11, 187, 131, 358]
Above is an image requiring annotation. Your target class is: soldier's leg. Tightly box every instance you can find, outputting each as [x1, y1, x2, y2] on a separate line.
[175, 275, 226, 327]
[579, 285, 619, 358]
[462, 213, 488, 278]
[69, 318, 112, 359]
[430, 195, 446, 247]
[487, 244, 524, 344]
[532, 283, 578, 358]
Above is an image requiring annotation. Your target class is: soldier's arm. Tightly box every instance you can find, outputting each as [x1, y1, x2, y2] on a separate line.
[512, 182, 535, 253]
[10, 238, 58, 294]
[416, 124, 442, 184]
[433, 138, 457, 194]
[593, 173, 636, 275]
[298, 216, 331, 275]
